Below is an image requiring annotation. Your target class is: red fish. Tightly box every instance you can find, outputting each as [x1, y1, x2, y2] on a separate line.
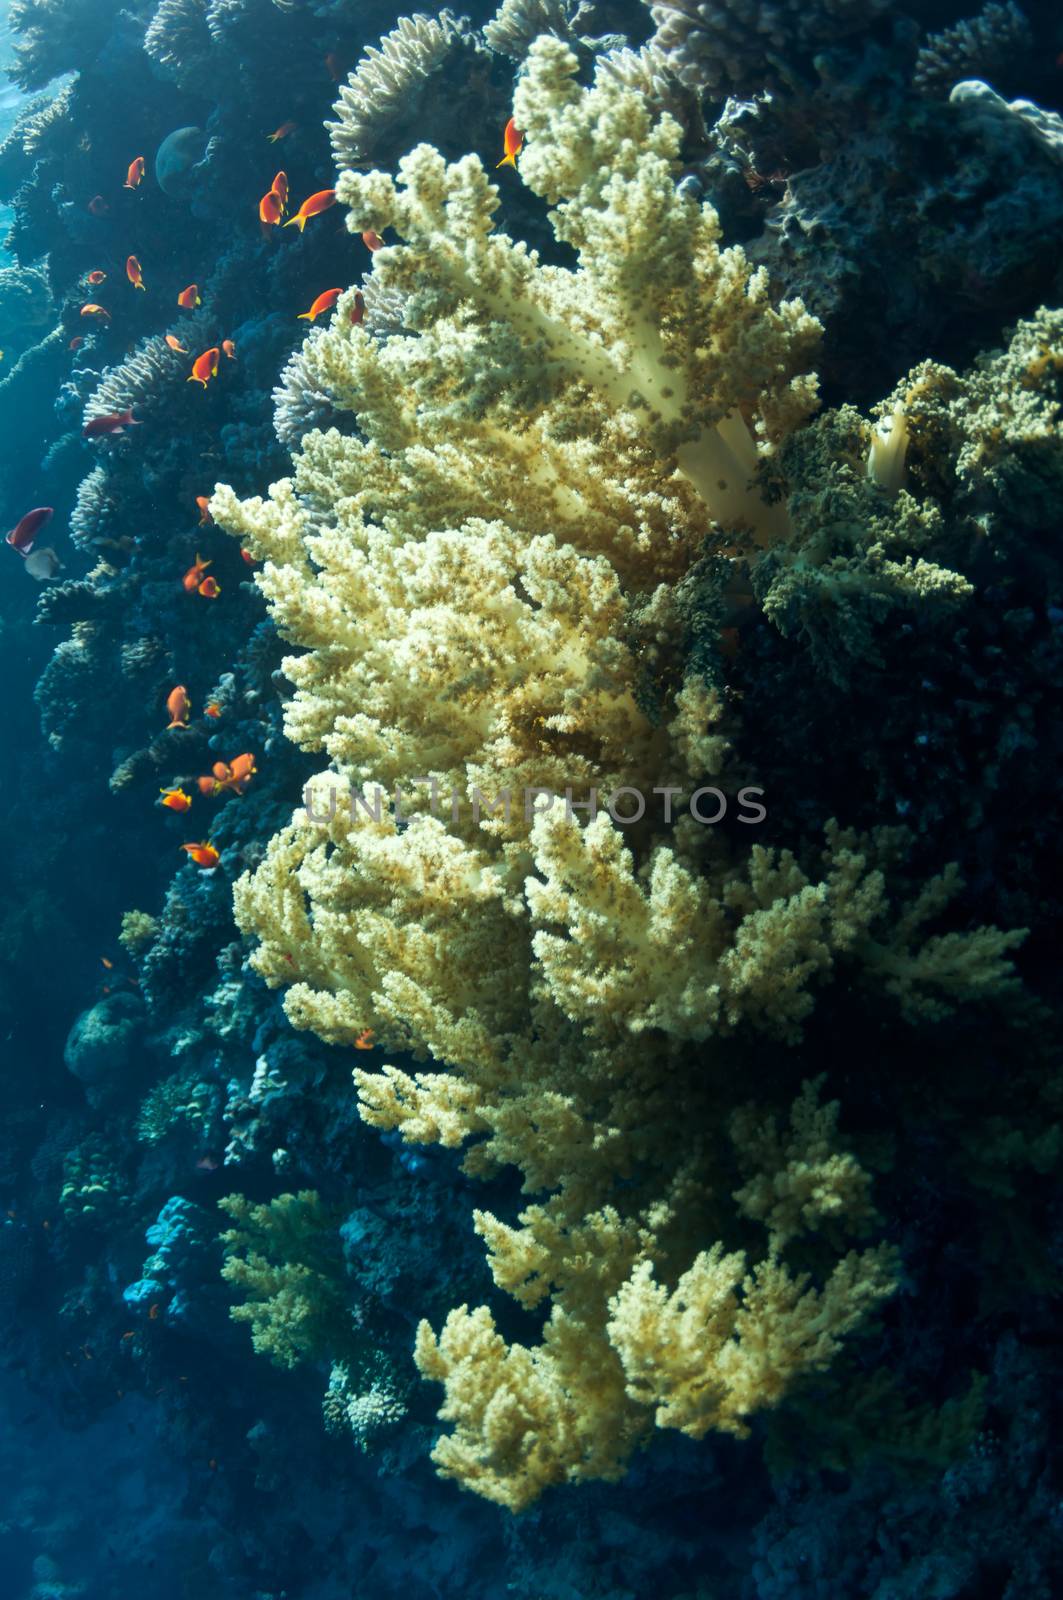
[68, 335, 85, 350]
[166, 685, 191, 728]
[204, 702, 221, 718]
[82, 408, 139, 438]
[196, 496, 212, 525]
[80, 303, 111, 320]
[177, 284, 200, 309]
[350, 291, 365, 326]
[324, 52, 346, 82]
[126, 255, 145, 291]
[361, 230, 383, 252]
[267, 121, 297, 143]
[124, 156, 145, 189]
[160, 787, 192, 812]
[240, 548, 257, 565]
[298, 288, 342, 322]
[496, 117, 524, 169]
[86, 270, 107, 285]
[181, 841, 220, 869]
[87, 196, 110, 217]
[198, 575, 221, 598]
[5, 506, 53, 555]
[165, 334, 189, 352]
[271, 171, 288, 211]
[188, 348, 220, 388]
[183, 553, 211, 592]
[284, 189, 336, 232]
[259, 188, 283, 226]
[354, 1028, 374, 1050]
[221, 339, 236, 361]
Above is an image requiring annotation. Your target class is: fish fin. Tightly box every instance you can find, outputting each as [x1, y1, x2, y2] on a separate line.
[496, 153, 517, 169]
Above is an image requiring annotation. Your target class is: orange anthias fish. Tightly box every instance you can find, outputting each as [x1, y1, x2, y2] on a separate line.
[350, 291, 365, 326]
[160, 787, 192, 812]
[198, 575, 221, 598]
[259, 188, 283, 226]
[86, 270, 106, 285]
[166, 685, 191, 729]
[126, 255, 145, 291]
[87, 195, 110, 217]
[284, 189, 336, 232]
[188, 348, 220, 388]
[178, 284, 200, 309]
[267, 121, 297, 143]
[68, 335, 84, 351]
[222, 339, 236, 360]
[82, 407, 140, 438]
[496, 117, 524, 169]
[354, 1028, 374, 1050]
[181, 841, 220, 869]
[204, 702, 221, 718]
[271, 171, 288, 211]
[166, 334, 189, 353]
[182, 553, 211, 592]
[196, 496, 212, 525]
[124, 156, 145, 189]
[196, 775, 217, 796]
[298, 288, 342, 322]
[80, 304, 111, 320]
[240, 548, 257, 565]
[361, 230, 383, 252]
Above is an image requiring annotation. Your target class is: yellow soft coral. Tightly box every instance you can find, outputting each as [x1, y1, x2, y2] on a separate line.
[211, 38, 1024, 1508]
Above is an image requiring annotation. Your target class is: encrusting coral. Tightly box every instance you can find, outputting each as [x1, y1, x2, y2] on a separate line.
[212, 38, 1028, 1509]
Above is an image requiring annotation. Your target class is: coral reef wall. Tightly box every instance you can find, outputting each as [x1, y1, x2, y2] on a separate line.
[1, 0, 1062, 1596]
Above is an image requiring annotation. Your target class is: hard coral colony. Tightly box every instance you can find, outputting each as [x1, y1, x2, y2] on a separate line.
[0, 0, 1061, 1596]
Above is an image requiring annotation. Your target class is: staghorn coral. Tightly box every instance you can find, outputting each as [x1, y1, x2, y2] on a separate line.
[326, 10, 470, 172]
[213, 40, 1027, 1507]
[645, 0, 889, 97]
[594, 42, 693, 126]
[145, 0, 215, 89]
[483, 0, 578, 61]
[914, 2, 1032, 98]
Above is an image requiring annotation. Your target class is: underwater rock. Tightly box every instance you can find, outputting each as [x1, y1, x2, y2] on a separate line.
[153, 125, 210, 201]
[62, 990, 146, 1105]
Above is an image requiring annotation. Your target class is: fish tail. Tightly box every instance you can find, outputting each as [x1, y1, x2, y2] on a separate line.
[496, 153, 517, 169]
[297, 311, 314, 321]
[283, 214, 306, 231]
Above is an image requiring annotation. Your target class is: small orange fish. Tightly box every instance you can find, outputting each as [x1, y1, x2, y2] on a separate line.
[126, 254, 145, 291]
[101, 956, 114, 969]
[240, 548, 257, 565]
[196, 775, 217, 796]
[271, 171, 288, 210]
[86, 270, 106, 285]
[148, 1303, 160, 1319]
[204, 702, 221, 718]
[69, 335, 85, 350]
[198, 575, 221, 598]
[87, 195, 110, 217]
[196, 495, 212, 524]
[80, 303, 111, 320]
[496, 117, 524, 170]
[178, 284, 200, 309]
[350, 291, 366, 326]
[124, 156, 145, 189]
[229, 752, 256, 783]
[166, 685, 191, 729]
[222, 339, 236, 361]
[183, 553, 211, 592]
[284, 189, 336, 232]
[267, 121, 297, 143]
[259, 188, 283, 226]
[298, 287, 342, 322]
[160, 787, 193, 812]
[166, 334, 189, 353]
[188, 347, 220, 387]
[361, 230, 383, 252]
[181, 842, 220, 869]
[354, 1028, 375, 1050]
